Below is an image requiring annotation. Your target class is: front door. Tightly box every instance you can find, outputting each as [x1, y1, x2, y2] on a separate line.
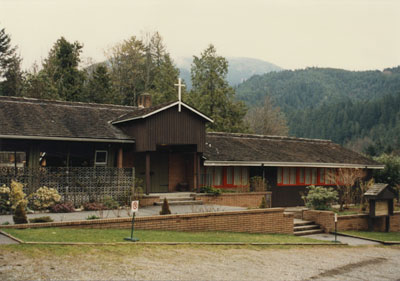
[150, 152, 169, 193]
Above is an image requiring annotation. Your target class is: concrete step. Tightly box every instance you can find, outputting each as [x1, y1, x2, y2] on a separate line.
[294, 220, 315, 227]
[294, 224, 321, 231]
[294, 229, 324, 236]
[155, 200, 203, 206]
[158, 197, 195, 202]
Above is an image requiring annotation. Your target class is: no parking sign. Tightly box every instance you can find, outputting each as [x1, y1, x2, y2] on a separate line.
[131, 200, 139, 213]
[125, 200, 139, 242]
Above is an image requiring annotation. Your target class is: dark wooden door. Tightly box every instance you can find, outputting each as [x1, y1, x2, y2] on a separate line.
[150, 152, 169, 193]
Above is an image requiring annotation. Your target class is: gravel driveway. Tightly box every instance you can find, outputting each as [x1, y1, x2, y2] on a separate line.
[1, 245, 400, 280]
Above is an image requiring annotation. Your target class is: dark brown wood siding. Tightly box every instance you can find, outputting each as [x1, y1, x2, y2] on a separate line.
[116, 105, 206, 152]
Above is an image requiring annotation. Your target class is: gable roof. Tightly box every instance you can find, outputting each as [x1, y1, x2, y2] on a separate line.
[364, 183, 397, 199]
[0, 96, 135, 143]
[111, 101, 213, 124]
[204, 132, 383, 169]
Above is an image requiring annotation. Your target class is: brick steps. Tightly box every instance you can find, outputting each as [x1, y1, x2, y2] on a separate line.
[294, 220, 323, 236]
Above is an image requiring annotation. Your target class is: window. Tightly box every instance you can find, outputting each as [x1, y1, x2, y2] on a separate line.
[234, 167, 242, 185]
[277, 167, 337, 186]
[201, 166, 249, 188]
[95, 150, 108, 166]
[214, 167, 223, 186]
[0, 151, 26, 168]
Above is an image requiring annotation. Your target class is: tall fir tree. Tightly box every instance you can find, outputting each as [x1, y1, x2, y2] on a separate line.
[42, 37, 86, 101]
[189, 44, 248, 132]
[85, 64, 116, 104]
[0, 27, 24, 96]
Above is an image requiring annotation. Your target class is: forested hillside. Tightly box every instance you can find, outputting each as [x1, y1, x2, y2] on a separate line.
[236, 67, 400, 154]
[289, 92, 400, 155]
[236, 67, 400, 111]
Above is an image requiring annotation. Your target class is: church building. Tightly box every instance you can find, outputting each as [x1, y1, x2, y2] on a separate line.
[0, 92, 383, 206]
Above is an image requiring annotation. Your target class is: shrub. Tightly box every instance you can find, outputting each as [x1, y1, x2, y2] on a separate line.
[302, 185, 338, 210]
[9, 180, 27, 211]
[1, 221, 10, 225]
[83, 201, 106, 211]
[0, 184, 11, 214]
[250, 176, 267, 192]
[13, 202, 28, 224]
[29, 216, 53, 223]
[28, 186, 61, 210]
[86, 215, 100, 220]
[159, 198, 171, 215]
[103, 196, 119, 210]
[50, 202, 75, 213]
[259, 196, 268, 208]
[200, 186, 221, 196]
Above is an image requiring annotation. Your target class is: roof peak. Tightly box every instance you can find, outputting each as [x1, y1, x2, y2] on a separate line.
[206, 132, 332, 143]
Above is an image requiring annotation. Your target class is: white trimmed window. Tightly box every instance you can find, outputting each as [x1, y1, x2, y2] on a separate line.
[94, 150, 108, 166]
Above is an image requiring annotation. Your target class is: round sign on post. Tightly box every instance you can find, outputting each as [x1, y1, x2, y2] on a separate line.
[131, 201, 139, 213]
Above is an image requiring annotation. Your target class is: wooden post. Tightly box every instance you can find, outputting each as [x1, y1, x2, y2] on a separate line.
[117, 147, 123, 168]
[145, 152, 151, 195]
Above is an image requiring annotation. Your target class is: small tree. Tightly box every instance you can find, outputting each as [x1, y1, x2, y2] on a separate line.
[327, 168, 365, 211]
[13, 202, 28, 224]
[159, 198, 171, 215]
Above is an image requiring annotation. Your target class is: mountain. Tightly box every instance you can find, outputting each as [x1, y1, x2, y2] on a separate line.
[175, 56, 282, 89]
[235, 67, 400, 154]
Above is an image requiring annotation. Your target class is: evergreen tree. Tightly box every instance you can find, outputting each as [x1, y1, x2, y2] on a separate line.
[23, 63, 58, 99]
[107, 32, 181, 106]
[107, 36, 146, 106]
[152, 54, 181, 104]
[85, 64, 116, 104]
[189, 44, 248, 132]
[0, 27, 24, 96]
[42, 37, 86, 101]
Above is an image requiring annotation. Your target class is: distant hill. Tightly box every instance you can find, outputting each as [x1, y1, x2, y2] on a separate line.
[175, 56, 282, 89]
[236, 67, 400, 111]
[235, 67, 400, 154]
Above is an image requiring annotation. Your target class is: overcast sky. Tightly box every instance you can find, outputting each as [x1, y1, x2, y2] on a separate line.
[1, 0, 399, 71]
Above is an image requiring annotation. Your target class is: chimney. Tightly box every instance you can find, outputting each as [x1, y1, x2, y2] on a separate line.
[138, 93, 152, 108]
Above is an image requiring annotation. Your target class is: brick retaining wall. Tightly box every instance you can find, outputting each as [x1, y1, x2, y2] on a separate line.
[303, 210, 400, 233]
[2, 208, 293, 234]
[194, 192, 271, 208]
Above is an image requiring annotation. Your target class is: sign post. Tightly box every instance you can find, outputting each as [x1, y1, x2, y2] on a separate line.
[124, 201, 139, 242]
[334, 213, 338, 243]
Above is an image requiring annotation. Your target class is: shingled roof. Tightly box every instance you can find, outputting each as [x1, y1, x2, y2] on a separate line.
[204, 132, 383, 169]
[0, 96, 135, 142]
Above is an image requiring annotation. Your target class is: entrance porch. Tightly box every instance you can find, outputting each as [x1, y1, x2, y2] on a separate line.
[132, 145, 202, 194]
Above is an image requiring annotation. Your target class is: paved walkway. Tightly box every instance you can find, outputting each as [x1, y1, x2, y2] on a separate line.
[0, 204, 246, 225]
[305, 233, 380, 246]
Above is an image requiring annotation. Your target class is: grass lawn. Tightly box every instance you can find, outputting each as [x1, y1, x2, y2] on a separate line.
[1, 228, 332, 244]
[342, 231, 400, 242]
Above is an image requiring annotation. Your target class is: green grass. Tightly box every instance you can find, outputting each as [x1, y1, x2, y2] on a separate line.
[342, 231, 400, 242]
[1, 228, 332, 244]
